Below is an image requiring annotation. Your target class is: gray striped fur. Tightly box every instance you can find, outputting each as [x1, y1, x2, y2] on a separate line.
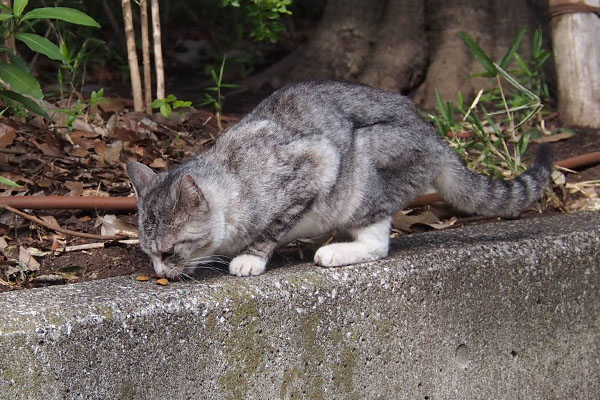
[127, 81, 553, 278]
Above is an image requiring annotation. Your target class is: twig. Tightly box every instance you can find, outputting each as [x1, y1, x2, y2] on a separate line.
[0, 205, 127, 240]
[58, 239, 139, 253]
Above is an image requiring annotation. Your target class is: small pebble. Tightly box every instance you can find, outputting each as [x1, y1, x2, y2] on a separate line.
[136, 275, 150, 282]
[156, 278, 169, 286]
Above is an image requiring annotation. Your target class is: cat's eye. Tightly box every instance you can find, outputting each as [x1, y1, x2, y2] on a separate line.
[161, 249, 175, 259]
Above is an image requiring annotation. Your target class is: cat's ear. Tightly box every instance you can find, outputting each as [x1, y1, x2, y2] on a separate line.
[127, 162, 156, 198]
[177, 175, 209, 214]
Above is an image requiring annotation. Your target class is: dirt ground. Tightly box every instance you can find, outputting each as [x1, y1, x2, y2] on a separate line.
[0, 101, 599, 292]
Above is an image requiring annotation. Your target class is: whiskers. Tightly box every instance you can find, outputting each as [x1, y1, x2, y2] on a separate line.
[173, 255, 231, 278]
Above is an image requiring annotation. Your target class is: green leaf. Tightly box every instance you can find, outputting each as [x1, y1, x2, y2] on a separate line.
[15, 33, 66, 63]
[0, 63, 43, 99]
[22, 7, 100, 27]
[0, 175, 21, 187]
[499, 28, 525, 69]
[13, 0, 28, 17]
[0, 13, 13, 21]
[150, 98, 164, 108]
[0, 89, 49, 118]
[160, 103, 171, 118]
[460, 31, 497, 76]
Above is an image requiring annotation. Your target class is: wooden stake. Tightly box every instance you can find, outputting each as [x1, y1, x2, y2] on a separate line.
[550, 0, 600, 128]
[151, 0, 165, 100]
[122, 0, 144, 112]
[140, 0, 152, 113]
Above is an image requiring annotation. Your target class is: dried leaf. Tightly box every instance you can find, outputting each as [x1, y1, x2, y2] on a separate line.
[393, 210, 440, 233]
[98, 214, 138, 237]
[0, 123, 16, 148]
[102, 140, 123, 165]
[40, 215, 60, 229]
[64, 181, 84, 196]
[31, 140, 62, 157]
[70, 147, 89, 158]
[94, 141, 107, 156]
[532, 131, 575, 144]
[18, 246, 40, 272]
[566, 198, 600, 212]
[149, 157, 168, 169]
[99, 97, 132, 113]
[80, 188, 110, 197]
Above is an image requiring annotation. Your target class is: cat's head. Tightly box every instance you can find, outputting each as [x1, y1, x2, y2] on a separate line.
[127, 162, 224, 279]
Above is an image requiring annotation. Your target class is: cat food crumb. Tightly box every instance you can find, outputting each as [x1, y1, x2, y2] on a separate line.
[136, 275, 149, 282]
[156, 278, 169, 286]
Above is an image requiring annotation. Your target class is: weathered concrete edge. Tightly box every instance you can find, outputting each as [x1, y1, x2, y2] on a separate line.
[0, 211, 599, 399]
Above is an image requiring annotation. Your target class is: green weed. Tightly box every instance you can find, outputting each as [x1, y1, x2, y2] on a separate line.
[151, 94, 192, 119]
[428, 28, 557, 179]
[199, 56, 240, 130]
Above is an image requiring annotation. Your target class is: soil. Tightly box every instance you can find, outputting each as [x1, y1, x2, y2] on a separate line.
[0, 100, 599, 293]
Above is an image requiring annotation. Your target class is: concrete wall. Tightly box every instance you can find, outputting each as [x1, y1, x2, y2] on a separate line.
[1, 211, 599, 399]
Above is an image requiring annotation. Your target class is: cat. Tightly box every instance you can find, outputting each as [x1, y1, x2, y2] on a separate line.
[127, 80, 553, 279]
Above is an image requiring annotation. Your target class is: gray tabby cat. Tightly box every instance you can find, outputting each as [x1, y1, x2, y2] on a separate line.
[127, 80, 553, 279]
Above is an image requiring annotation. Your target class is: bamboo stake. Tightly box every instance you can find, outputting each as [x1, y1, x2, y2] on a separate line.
[151, 0, 165, 100]
[140, 0, 152, 113]
[122, 0, 144, 112]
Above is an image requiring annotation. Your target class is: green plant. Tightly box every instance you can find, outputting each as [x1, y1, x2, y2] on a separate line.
[151, 94, 192, 119]
[0, 0, 99, 118]
[0, 175, 20, 187]
[88, 88, 106, 107]
[428, 28, 554, 179]
[221, 0, 292, 42]
[199, 56, 240, 130]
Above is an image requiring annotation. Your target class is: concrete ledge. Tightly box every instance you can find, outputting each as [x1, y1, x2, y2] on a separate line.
[1, 211, 599, 399]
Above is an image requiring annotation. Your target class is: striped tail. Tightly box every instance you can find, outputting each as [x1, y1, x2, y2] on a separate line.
[433, 144, 554, 217]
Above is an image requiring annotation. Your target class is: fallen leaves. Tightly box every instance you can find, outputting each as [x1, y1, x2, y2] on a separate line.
[393, 209, 457, 233]
[0, 122, 16, 147]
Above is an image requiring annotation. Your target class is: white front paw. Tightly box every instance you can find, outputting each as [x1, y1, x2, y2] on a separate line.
[229, 254, 267, 277]
[314, 243, 387, 267]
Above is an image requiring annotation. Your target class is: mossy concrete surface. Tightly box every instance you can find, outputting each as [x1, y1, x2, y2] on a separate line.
[1, 211, 599, 400]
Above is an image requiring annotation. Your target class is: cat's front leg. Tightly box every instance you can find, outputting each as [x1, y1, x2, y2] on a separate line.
[315, 218, 391, 267]
[229, 254, 267, 277]
[229, 240, 276, 277]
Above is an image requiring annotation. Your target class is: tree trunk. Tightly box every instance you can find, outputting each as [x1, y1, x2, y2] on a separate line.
[413, 0, 545, 108]
[249, 0, 546, 110]
[550, 0, 600, 128]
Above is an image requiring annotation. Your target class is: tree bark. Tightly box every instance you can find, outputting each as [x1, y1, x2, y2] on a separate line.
[413, 0, 545, 109]
[358, 0, 426, 92]
[550, 0, 600, 128]
[122, 0, 144, 112]
[248, 0, 546, 110]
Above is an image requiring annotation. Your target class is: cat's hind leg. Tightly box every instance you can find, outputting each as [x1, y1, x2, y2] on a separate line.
[314, 217, 391, 267]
